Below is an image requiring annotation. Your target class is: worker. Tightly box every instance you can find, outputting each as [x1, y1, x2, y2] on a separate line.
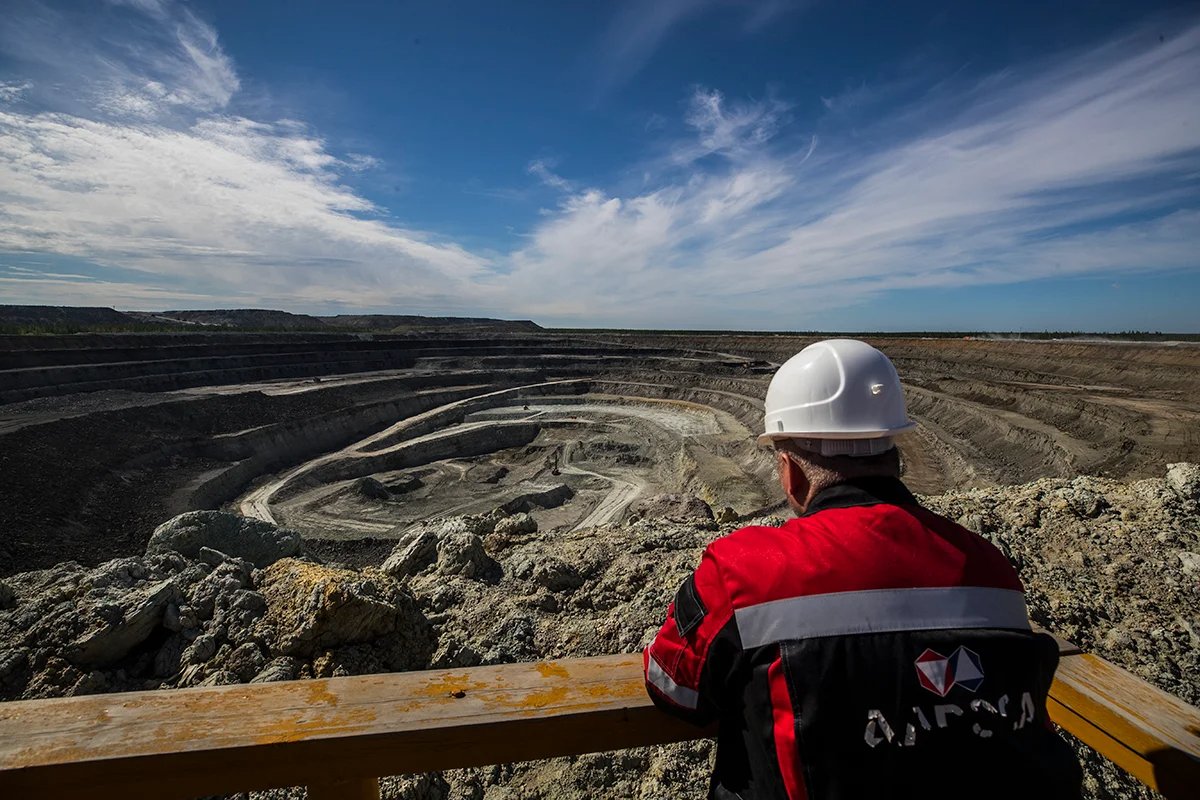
[644, 339, 1082, 799]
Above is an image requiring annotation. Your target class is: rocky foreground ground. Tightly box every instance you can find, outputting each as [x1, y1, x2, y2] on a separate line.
[2, 466, 1197, 800]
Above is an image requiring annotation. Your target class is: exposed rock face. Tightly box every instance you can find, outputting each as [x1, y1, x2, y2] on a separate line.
[0, 550, 431, 699]
[493, 512, 537, 538]
[68, 578, 178, 667]
[628, 493, 714, 522]
[146, 511, 302, 568]
[1166, 461, 1200, 502]
[255, 559, 432, 667]
[381, 515, 502, 582]
[380, 530, 439, 579]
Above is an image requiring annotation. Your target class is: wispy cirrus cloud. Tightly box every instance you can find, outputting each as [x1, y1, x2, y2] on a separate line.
[501, 22, 1200, 327]
[0, 0, 488, 311]
[592, 0, 807, 98]
[2, 0, 238, 117]
[528, 158, 575, 192]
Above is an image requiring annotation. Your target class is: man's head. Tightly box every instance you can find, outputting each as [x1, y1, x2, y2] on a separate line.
[759, 339, 914, 514]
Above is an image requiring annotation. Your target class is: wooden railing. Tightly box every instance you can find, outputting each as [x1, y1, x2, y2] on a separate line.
[1, 643, 1197, 799]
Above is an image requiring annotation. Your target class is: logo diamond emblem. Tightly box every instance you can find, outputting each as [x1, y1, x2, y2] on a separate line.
[950, 646, 985, 692]
[915, 646, 984, 696]
[915, 648, 953, 696]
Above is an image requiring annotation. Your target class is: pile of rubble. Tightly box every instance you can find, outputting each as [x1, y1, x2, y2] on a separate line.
[1, 466, 1197, 800]
[0, 512, 434, 698]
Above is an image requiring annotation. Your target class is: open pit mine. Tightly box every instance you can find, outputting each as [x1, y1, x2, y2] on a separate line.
[1, 327, 1198, 799]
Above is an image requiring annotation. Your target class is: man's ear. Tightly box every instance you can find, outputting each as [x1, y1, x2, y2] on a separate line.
[777, 450, 810, 513]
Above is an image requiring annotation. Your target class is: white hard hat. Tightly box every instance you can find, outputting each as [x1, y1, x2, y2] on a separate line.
[758, 339, 915, 453]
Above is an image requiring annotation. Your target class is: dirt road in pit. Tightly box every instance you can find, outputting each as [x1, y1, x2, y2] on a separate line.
[558, 440, 646, 530]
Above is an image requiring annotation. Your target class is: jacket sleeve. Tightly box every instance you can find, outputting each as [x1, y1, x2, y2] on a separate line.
[643, 546, 737, 726]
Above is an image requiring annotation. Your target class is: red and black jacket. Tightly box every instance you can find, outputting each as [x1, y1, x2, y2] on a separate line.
[644, 477, 1082, 800]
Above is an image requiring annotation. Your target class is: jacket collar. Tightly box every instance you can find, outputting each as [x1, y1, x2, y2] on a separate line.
[799, 476, 918, 517]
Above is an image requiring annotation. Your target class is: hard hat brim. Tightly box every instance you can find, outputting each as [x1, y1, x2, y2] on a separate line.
[756, 421, 918, 448]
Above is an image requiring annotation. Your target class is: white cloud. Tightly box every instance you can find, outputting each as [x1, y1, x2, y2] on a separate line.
[0, 274, 229, 307]
[502, 23, 1200, 326]
[676, 87, 790, 163]
[528, 159, 574, 192]
[0, 0, 490, 311]
[2, 0, 238, 118]
[0, 111, 487, 301]
[593, 0, 805, 97]
[0, 82, 32, 103]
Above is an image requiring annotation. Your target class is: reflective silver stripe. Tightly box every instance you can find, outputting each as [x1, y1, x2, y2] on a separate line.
[734, 586, 1029, 648]
[646, 652, 700, 710]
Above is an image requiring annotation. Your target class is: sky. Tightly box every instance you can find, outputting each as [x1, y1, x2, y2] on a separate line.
[0, 0, 1198, 331]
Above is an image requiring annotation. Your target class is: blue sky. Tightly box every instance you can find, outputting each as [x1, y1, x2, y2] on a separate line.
[0, 0, 1198, 331]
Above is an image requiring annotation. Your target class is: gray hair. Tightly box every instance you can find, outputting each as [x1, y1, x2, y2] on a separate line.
[775, 439, 901, 494]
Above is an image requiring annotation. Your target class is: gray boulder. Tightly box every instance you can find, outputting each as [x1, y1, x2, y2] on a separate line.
[181, 633, 218, 667]
[221, 641, 268, 682]
[212, 589, 268, 642]
[380, 530, 439, 579]
[255, 558, 432, 660]
[494, 513, 538, 538]
[1166, 462, 1200, 502]
[532, 558, 584, 593]
[67, 578, 178, 667]
[628, 493, 714, 522]
[251, 655, 303, 683]
[2, 562, 86, 611]
[436, 531, 499, 580]
[189, 559, 251, 621]
[146, 511, 302, 568]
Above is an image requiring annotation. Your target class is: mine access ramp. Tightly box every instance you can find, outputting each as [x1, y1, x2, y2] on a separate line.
[1, 641, 1198, 799]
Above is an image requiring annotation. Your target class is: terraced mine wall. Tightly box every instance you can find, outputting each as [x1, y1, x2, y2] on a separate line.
[0, 331, 681, 403]
[0, 330, 1198, 799]
[184, 386, 553, 511]
[3, 332, 1199, 575]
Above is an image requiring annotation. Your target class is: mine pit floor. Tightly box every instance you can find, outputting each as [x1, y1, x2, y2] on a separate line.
[243, 396, 771, 542]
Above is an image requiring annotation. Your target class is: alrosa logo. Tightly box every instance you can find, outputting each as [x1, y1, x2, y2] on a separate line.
[863, 646, 1038, 748]
[914, 645, 985, 696]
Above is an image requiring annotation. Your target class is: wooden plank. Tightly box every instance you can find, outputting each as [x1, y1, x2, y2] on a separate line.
[0, 655, 707, 799]
[1047, 652, 1200, 799]
[1, 643, 1197, 800]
